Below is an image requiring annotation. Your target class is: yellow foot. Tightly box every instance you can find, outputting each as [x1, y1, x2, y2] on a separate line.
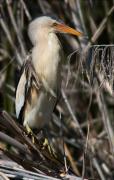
[25, 124, 35, 144]
[43, 138, 57, 158]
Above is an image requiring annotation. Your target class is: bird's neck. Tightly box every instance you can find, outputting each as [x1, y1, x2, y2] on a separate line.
[32, 33, 62, 88]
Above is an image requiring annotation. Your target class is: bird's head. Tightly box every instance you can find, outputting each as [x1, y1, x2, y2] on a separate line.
[28, 16, 83, 45]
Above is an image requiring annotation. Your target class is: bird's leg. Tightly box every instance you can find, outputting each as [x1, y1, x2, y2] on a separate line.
[43, 138, 56, 158]
[43, 138, 52, 154]
[42, 129, 56, 158]
[25, 123, 35, 144]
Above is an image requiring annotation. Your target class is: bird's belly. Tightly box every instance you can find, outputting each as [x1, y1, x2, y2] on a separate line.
[23, 91, 56, 129]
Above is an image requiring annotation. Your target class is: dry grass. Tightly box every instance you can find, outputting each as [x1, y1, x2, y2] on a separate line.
[0, 0, 114, 179]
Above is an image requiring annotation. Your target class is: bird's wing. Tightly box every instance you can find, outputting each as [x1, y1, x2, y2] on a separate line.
[15, 68, 26, 118]
[15, 54, 41, 119]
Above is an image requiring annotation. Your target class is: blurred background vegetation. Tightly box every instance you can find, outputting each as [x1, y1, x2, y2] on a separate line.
[0, 0, 114, 179]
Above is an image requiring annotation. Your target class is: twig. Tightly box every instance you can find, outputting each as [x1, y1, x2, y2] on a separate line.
[6, 0, 26, 57]
[0, 164, 59, 180]
[68, 0, 84, 48]
[20, 0, 32, 21]
[0, 172, 10, 180]
[76, 0, 88, 37]
[61, 88, 84, 138]
[96, 90, 114, 155]
[0, 57, 15, 76]
[64, 143, 80, 176]
[0, 132, 29, 154]
[0, 110, 45, 160]
[0, 14, 22, 64]
[66, 49, 81, 87]
[92, 157, 106, 180]
[85, 6, 114, 52]
[82, 87, 92, 179]
[59, 111, 68, 173]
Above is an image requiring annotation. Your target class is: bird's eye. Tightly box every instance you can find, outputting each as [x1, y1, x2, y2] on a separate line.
[52, 22, 58, 27]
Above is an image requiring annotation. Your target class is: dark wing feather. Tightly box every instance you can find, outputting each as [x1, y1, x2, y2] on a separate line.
[15, 54, 41, 122]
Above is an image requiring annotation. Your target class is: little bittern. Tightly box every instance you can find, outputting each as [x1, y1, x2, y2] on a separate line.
[15, 16, 82, 130]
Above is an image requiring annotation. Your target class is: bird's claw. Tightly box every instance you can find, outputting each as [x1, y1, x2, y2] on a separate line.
[43, 138, 57, 158]
[25, 124, 35, 144]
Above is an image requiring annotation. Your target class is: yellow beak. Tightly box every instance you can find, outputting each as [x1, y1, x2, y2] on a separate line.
[55, 23, 83, 36]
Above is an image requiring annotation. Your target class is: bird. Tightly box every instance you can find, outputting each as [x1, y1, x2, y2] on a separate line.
[15, 16, 82, 131]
